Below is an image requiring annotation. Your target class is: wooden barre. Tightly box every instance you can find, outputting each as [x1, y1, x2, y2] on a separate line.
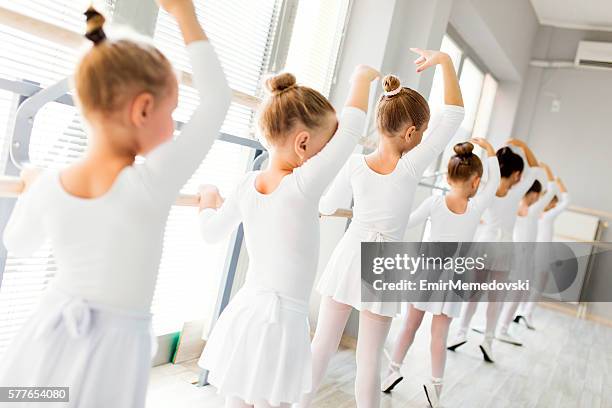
[0, 176, 353, 218]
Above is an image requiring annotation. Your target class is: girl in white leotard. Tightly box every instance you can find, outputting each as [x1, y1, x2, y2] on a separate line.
[448, 139, 545, 362]
[298, 48, 464, 408]
[0, 2, 231, 407]
[515, 178, 570, 329]
[497, 164, 558, 339]
[196, 66, 380, 408]
[383, 138, 500, 406]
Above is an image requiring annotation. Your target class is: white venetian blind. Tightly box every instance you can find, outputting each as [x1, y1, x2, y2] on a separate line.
[0, 0, 281, 355]
[150, 0, 280, 335]
[283, 0, 350, 96]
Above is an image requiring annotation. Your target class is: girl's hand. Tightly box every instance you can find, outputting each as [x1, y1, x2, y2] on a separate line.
[410, 48, 450, 73]
[156, 0, 195, 16]
[350, 64, 380, 84]
[198, 184, 224, 211]
[469, 137, 495, 157]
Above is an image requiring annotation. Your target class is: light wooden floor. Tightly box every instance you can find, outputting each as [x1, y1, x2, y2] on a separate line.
[146, 306, 612, 408]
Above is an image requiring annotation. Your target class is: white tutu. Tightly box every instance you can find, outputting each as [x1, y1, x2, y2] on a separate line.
[0, 288, 156, 408]
[317, 225, 401, 318]
[199, 286, 311, 406]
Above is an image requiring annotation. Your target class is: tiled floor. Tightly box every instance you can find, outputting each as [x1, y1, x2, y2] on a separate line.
[146, 305, 612, 407]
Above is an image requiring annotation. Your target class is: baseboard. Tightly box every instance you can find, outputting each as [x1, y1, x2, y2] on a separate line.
[538, 302, 612, 328]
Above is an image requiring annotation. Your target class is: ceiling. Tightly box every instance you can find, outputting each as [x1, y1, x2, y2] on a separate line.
[530, 0, 612, 32]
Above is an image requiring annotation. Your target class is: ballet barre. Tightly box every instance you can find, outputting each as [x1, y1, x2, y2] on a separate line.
[0, 175, 354, 218]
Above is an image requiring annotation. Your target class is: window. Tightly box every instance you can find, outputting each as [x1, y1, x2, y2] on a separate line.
[283, 0, 351, 96]
[0, 0, 353, 354]
[428, 34, 499, 180]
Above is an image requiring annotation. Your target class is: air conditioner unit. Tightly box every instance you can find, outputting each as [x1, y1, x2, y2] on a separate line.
[575, 41, 612, 69]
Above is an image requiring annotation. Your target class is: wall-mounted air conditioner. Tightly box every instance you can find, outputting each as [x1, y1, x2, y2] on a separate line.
[575, 41, 612, 69]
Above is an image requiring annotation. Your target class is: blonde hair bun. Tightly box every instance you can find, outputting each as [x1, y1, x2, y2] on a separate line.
[382, 74, 402, 95]
[266, 73, 297, 94]
[453, 142, 475, 157]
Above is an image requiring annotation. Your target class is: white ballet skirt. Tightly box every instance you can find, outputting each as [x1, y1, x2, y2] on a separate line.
[0, 287, 156, 408]
[317, 222, 402, 318]
[198, 286, 311, 406]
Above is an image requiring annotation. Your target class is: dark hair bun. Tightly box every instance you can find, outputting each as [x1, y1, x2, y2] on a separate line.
[496, 146, 525, 178]
[266, 73, 297, 94]
[454, 142, 474, 157]
[382, 74, 401, 93]
[84, 7, 107, 45]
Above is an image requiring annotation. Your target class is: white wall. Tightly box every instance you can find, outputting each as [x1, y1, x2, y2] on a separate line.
[512, 26, 612, 319]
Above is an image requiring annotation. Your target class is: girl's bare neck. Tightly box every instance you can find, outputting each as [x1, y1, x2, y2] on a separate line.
[365, 143, 403, 175]
[445, 189, 469, 215]
[255, 154, 294, 195]
[61, 142, 135, 199]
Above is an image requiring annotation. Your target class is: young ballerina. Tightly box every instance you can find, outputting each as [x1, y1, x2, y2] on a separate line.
[298, 48, 464, 408]
[196, 66, 380, 407]
[0, 1, 231, 406]
[514, 177, 570, 329]
[382, 138, 500, 406]
[497, 164, 558, 343]
[448, 139, 545, 361]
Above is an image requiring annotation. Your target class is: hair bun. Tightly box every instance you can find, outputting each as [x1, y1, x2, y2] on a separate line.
[382, 74, 402, 96]
[266, 73, 297, 94]
[454, 142, 474, 157]
[84, 7, 107, 45]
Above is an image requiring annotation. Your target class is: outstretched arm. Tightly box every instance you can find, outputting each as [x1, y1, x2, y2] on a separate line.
[139, 0, 232, 205]
[3, 170, 48, 256]
[406, 196, 434, 229]
[471, 138, 500, 210]
[294, 65, 379, 198]
[198, 183, 243, 244]
[401, 49, 465, 176]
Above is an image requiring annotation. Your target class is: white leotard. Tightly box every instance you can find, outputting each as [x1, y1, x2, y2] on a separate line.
[476, 166, 547, 242]
[513, 181, 558, 242]
[3, 41, 232, 313]
[200, 107, 366, 301]
[406, 156, 500, 242]
[537, 192, 571, 242]
[316, 105, 465, 317]
[319, 105, 466, 240]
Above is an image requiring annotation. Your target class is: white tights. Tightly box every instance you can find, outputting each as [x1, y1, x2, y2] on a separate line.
[389, 304, 451, 385]
[457, 270, 507, 341]
[297, 296, 392, 408]
[225, 397, 290, 408]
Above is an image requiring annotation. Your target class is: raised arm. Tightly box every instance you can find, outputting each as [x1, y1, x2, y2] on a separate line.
[198, 183, 243, 244]
[471, 138, 500, 210]
[139, 0, 232, 205]
[406, 195, 434, 229]
[401, 50, 465, 176]
[319, 157, 354, 215]
[507, 139, 538, 167]
[530, 180, 559, 216]
[543, 178, 570, 220]
[294, 65, 379, 198]
[3, 170, 48, 256]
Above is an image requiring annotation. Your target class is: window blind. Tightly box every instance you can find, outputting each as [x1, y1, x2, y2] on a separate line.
[150, 0, 281, 335]
[0, 0, 281, 356]
[283, 0, 350, 96]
